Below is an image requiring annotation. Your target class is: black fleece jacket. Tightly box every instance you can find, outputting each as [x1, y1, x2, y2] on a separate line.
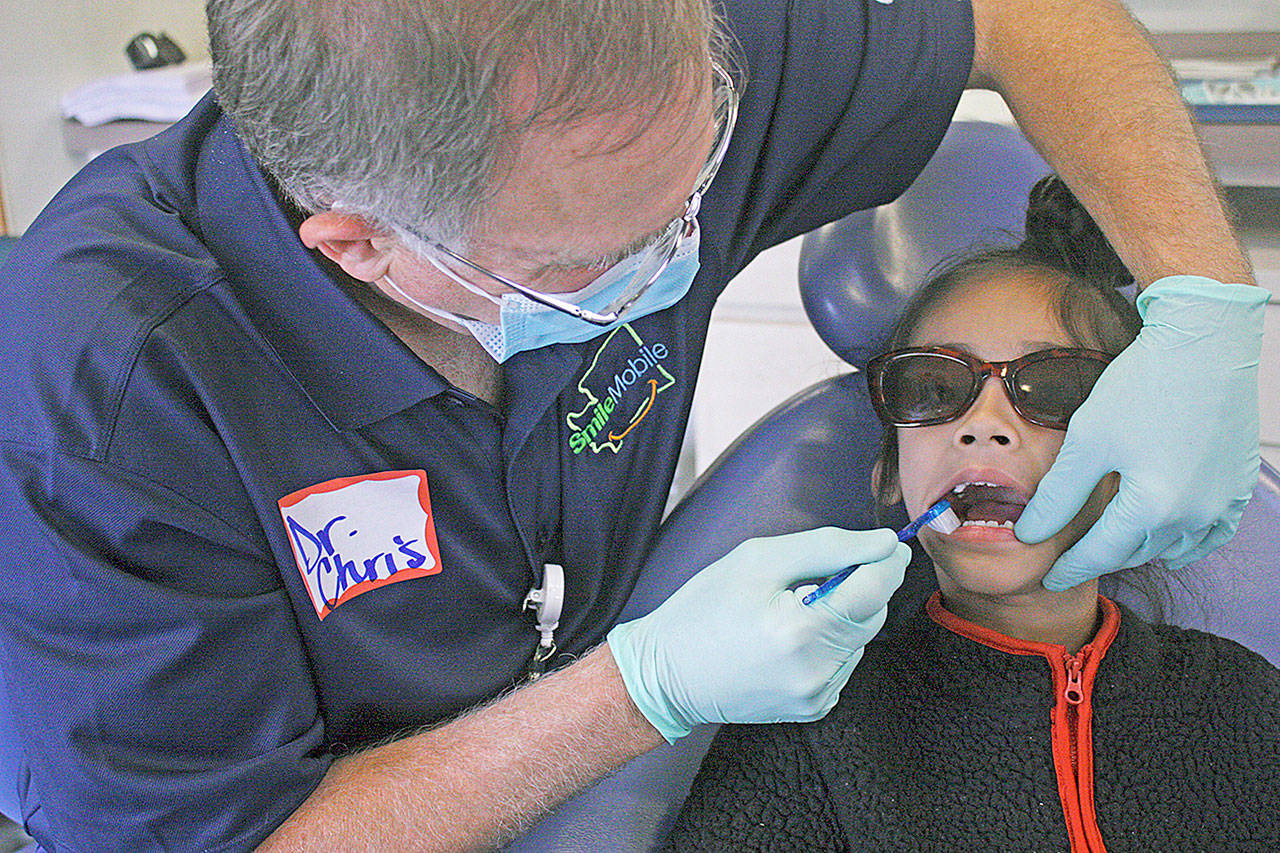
[665, 595, 1280, 852]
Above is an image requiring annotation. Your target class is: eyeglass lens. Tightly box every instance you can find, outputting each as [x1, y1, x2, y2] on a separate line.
[603, 217, 687, 316]
[426, 63, 735, 326]
[876, 352, 1108, 428]
[1008, 357, 1106, 425]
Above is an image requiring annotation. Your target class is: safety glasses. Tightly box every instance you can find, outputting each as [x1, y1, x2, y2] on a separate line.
[866, 346, 1113, 430]
[424, 61, 738, 326]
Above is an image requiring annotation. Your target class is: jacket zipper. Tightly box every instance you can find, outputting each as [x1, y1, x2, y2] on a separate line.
[925, 594, 1120, 853]
[1052, 647, 1107, 853]
[1064, 653, 1084, 774]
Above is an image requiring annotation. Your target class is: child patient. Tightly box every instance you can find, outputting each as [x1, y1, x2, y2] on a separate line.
[663, 176, 1280, 851]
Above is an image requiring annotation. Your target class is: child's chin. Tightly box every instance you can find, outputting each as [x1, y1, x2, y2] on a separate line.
[933, 554, 1054, 598]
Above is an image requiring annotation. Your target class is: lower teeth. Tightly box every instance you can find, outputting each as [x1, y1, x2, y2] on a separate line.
[960, 519, 1015, 529]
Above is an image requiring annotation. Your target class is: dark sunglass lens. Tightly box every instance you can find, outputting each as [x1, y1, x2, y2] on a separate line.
[1012, 357, 1108, 425]
[882, 355, 974, 423]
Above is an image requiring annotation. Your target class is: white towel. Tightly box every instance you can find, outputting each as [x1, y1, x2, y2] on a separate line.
[60, 60, 212, 127]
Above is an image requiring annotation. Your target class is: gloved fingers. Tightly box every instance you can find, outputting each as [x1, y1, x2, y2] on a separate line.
[804, 646, 867, 721]
[1160, 492, 1250, 569]
[1042, 483, 1175, 589]
[808, 544, 909, 624]
[1015, 430, 1108, 545]
[1161, 520, 1237, 572]
[735, 526, 901, 586]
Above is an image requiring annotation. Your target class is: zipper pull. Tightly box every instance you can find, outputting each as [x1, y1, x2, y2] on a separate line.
[523, 563, 564, 682]
[1063, 653, 1085, 705]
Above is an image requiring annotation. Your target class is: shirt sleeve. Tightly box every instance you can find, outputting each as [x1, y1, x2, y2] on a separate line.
[706, 0, 975, 277]
[0, 445, 330, 851]
[663, 722, 846, 852]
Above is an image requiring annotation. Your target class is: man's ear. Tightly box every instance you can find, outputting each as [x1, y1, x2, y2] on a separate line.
[298, 211, 394, 282]
[870, 457, 902, 505]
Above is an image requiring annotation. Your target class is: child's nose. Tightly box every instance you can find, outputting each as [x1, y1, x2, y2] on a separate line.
[953, 376, 1021, 448]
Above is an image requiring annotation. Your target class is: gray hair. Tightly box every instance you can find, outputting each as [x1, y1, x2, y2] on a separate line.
[207, 0, 734, 244]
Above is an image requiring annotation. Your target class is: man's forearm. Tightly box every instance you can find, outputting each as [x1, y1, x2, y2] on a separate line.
[257, 644, 663, 852]
[970, 0, 1254, 288]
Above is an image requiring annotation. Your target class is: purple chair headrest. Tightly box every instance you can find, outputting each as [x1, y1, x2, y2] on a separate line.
[798, 121, 1050, 366]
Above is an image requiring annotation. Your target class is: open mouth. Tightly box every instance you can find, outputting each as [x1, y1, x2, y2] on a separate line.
[946, 481, 1029, 529]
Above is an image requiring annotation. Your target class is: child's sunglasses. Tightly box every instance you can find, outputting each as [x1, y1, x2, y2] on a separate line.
[866, 346, 1113, 430]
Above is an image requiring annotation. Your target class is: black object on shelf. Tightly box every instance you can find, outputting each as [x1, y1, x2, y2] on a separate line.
[125, 32, 187, 71]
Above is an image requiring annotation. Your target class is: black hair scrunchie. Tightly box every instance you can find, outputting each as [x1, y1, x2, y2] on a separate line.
[1024, 175, 1133, 290]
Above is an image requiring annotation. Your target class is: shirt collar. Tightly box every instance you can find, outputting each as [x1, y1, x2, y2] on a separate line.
[192, 98, 448, 430]
[926, 591, 1122, 659]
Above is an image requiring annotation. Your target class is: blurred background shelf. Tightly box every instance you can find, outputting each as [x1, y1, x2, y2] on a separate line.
[60, 117, 171, 159]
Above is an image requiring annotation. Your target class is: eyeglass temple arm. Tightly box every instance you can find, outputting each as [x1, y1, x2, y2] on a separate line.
[431, 244, 624, 326]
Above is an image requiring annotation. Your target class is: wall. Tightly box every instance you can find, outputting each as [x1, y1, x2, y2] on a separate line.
[1124, 0, 1279, 31]
[0, 1, 206, 233]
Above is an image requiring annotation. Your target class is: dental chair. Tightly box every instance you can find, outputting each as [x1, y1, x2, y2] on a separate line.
[504, 119, 1280, 851]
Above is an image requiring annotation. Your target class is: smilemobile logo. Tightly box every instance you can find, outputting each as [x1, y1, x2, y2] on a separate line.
[567, 324, 675, 455]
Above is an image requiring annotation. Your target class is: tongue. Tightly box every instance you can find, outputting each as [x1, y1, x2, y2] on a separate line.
[964, 500, 1024, 524]
[957, 485, 1027, 524]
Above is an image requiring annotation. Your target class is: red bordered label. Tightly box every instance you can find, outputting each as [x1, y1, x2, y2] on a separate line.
[278, 470, 443, 620]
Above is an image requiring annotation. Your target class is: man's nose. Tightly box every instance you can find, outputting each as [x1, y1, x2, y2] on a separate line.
[954, 377, 1020, 447]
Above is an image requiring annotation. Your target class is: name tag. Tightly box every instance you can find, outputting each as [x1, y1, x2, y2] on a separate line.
[278, 470, 443, 620]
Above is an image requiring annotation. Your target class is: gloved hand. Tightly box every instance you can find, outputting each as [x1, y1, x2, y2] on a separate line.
[1016, 276, 1270, 589]
[607, 527, 909, 742]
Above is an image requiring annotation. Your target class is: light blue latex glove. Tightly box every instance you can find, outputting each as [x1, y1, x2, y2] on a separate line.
[1016, 276, 1270, 589]
[606, 527, 909, 742]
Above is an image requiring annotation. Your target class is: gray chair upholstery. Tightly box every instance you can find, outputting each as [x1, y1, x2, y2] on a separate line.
[505, 120, 1280, 851]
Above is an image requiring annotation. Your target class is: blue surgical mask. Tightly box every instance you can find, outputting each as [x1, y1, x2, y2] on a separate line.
[381, 227, 701, 362]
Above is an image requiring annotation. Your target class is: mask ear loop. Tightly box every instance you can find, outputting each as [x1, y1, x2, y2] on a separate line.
[421, 250, 503, 307]
[381, 223, 503, 313]
[379, 273, 484, 328]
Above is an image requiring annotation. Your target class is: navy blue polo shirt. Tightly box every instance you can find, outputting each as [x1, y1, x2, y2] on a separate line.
[0, 0, 971, 847]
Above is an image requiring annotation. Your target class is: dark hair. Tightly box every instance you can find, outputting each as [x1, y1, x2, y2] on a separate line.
[870, 175, 1179, 620]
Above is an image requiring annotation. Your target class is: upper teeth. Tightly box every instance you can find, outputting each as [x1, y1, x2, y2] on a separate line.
[951, 481, 1000, 494]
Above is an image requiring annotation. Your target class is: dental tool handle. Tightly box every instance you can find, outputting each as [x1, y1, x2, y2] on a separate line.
[801, 499, 956, 607]
[801, 565, 859, 605]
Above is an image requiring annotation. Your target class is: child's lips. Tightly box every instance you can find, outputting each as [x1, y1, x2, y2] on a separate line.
[945, 521, 1021, 543]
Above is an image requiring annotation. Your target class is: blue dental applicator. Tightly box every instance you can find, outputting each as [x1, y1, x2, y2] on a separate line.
[802, 497, 962, 606]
